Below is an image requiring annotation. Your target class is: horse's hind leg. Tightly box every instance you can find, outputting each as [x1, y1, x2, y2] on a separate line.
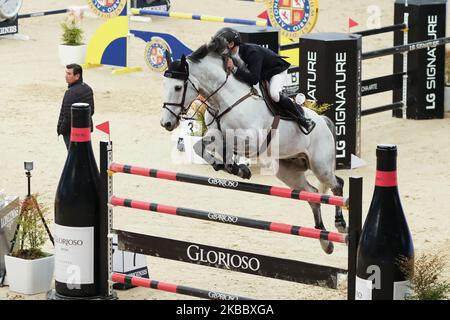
[331, 175, 347, 233]
[276, 159, 334, 255]
[310, 163, 348, 234]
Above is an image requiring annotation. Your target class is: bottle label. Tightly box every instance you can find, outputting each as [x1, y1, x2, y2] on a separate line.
[355, 276, 373, 300]
[54, 224, 94, 285]
[355, 277, 412, 300]
[375, 170, 397, 187]
[394, 280, 411, 300]
[71, 127, 91, 142]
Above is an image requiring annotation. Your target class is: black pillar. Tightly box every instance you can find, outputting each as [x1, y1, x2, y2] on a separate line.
[299, 33, 362, 169]
[233, 25, 279, 53]
[393, 0, 447, 119]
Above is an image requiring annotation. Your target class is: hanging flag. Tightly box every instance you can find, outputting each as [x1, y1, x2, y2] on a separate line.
[258, 11, 268, 20]
[351, 154, 367, 169]
[96, 121, 111, 141]
[96, 121, 110, 134]
[258, 11, 272, 26]
[348, 18, 359, 29]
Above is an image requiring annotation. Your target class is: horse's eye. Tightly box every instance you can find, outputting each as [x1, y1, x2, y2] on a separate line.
[175, 85, 182, 91]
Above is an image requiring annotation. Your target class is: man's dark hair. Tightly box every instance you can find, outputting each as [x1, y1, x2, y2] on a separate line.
[66, 63, 83, 80]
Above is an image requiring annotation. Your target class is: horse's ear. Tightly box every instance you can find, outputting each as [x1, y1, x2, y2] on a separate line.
[165, 50, 172, 68]
[181, 54, 186, 65]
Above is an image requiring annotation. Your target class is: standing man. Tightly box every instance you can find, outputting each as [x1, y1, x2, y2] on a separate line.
[57, 64, 95, 150]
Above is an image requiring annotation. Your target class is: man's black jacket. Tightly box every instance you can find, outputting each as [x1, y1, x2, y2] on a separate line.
[57, 79, 94, 136]
[234, 43, 290, 86]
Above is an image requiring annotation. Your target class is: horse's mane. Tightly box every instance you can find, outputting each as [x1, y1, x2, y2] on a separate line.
[188, 37, 229, 64]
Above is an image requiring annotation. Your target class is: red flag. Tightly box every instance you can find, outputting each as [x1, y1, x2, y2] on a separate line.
[348, 18, 359, 29]
[96, 121, 110, 135]
[258, 11, 272, 26]
[257, 11, 268, 20]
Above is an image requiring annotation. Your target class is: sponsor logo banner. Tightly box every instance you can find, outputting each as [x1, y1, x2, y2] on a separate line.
[88, 0, 126, 19]
[145, 37, 171, 72]
[267, 0, 319, 38]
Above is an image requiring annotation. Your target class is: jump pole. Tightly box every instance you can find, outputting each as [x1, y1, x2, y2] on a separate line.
[108, 163, 349, 208]
[110, 196, 348, 244]
[130, 8, 268, 27]
[362, 36, 450, 60]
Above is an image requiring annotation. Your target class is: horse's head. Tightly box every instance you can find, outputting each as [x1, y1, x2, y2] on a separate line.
[160, 54, 199, 131]
[161, 40, 228, 132]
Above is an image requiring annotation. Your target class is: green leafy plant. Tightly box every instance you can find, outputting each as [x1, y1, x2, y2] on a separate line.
[398, 252, 450, 300]
[61, 10, 84, 45]
[188, 99, 208, 136]
[11, 194, 51, 260]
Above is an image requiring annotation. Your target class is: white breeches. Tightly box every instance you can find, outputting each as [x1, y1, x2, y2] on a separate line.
[269, 70, 288, 102]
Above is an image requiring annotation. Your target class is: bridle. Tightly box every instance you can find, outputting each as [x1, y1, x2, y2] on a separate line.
[162, 60, 230, 123]
[162, 63, 199, 121]
[162, 55, 258, 130]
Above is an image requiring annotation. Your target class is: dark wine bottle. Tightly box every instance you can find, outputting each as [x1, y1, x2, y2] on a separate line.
[356, 144, 414, 300]
[54, 103, 100, 298]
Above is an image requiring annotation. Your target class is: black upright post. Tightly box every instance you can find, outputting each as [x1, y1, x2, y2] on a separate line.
[234, 25, 279, 53]
[299, 33, 362, 169]
[393, 0, 447, 119]
[26, 172, 31, 197]
[347, 177, 363, 300]
[99, 141, 114, 298]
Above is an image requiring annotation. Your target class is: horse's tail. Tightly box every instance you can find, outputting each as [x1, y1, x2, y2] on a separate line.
[321, 115, 336, 142]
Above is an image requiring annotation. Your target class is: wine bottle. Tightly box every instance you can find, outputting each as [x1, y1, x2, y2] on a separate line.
[54, 103, 100, 298]
[356, 144, 414, 300]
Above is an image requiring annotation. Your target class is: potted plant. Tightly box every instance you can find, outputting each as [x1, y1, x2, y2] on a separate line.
[58, 9, 86, 66]
[4, 194, 54, 295]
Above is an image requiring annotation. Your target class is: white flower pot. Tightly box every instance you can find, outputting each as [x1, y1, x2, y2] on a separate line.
[445, 86, 450, 113]
[58, 44, 87, 66]
[5, 254, 54, 295]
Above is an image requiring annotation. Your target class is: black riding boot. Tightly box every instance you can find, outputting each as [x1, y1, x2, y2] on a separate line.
[278, 95, 316, 135]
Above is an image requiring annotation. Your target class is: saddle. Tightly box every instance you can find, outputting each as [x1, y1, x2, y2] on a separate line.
[259, 81, 305, 121]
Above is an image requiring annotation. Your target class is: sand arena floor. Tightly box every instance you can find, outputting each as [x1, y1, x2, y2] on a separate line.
[0, 0, 449, 300]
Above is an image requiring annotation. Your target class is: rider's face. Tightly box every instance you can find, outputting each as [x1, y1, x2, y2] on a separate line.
[227, 41, 238, 54]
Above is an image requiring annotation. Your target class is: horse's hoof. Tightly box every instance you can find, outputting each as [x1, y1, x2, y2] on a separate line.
[239, 164, 252, 179]
[335, 220, 348, 233]
[320, 240, 334, 255]
[212, 163, 225, 172]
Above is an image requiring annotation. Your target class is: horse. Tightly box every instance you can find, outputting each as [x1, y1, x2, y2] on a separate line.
[160, 38, 347, 254]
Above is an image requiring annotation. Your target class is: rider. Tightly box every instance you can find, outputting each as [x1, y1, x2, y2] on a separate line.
[213, 27, 315, 135]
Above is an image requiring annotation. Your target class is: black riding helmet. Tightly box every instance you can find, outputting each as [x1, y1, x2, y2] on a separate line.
[213, 27, 241, 47]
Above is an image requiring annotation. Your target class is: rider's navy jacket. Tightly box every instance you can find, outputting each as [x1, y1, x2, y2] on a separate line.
[234, 43, 290, 86]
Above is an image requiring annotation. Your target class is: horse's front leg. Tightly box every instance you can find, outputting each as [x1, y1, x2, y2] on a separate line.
[223, 142, 252, 179]
[222, 134, 252, 179]
[192, 130, 222, 169]
[193, 130, 251, 179]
